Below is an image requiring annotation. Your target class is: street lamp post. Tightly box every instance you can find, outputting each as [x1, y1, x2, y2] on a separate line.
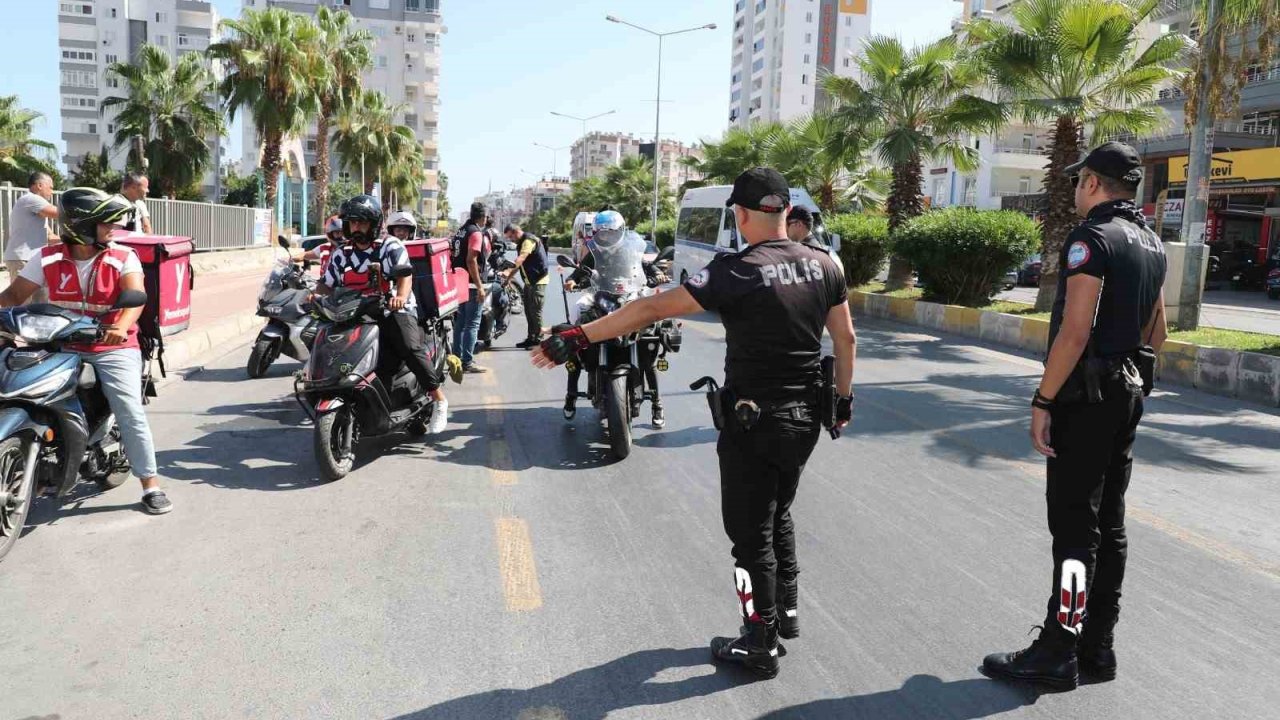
[605, 15, 716, 232]
[533, 142, 570, 179]
[551, 109, 618, 179]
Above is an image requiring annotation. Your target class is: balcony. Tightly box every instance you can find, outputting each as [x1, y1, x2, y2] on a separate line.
[1158, 65, 1280, 111]
[991, 146, 1050, 170]
[1108, 122, 1279, 156]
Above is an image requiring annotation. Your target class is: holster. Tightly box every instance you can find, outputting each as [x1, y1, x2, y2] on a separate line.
[690, 376, 729, 431]
[819, 355, 837, 435]
[1135, 345, 1156, 396]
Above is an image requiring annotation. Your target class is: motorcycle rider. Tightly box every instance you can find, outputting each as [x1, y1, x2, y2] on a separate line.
[295, 218, 344, 275]
[559, 210, 665, 428]
[385, 210, 418, 243]
[0, 188, 172, 515]
[317, 195, 448, 434]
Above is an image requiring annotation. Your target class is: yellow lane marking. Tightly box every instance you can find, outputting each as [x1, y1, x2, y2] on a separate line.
[483, 394, 517, 486]
[496, 518, 543, 612]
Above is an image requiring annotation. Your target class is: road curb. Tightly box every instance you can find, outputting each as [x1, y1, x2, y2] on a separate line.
[155, 310, 261, 387]
[850, 290, 1280, 408]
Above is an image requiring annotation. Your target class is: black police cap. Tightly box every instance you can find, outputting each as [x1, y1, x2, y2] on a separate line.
[726, 167, 790, 213]
[1065, 141, 1144, 185]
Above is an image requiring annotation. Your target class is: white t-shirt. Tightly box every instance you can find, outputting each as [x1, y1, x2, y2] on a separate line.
[4, 192, 54, 263]
[20, 246, 144, 296]
[115, 198, 150, 233]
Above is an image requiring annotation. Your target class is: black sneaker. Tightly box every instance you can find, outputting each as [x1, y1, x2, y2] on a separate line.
[463, 363, 488, 374]
[515, 338, 539, 350]
[1078, 629, 1117, 681]
[651, 404, 665, 428]
[563, 393, 577, 420]
[711, 618, 780, 679]
[982, 625, 1078, 691]
[778, 580, 799, 639]
[141, 490, 172, 515]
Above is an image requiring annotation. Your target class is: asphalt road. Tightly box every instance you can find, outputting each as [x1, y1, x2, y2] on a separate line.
[1001, 285, 1280, 335]
[4, 294, 1279, 719]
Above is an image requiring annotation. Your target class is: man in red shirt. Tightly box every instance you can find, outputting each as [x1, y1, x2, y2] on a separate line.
[450, 202, 490, 373]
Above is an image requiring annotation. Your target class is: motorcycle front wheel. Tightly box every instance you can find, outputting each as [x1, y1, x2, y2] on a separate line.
[605, 373, 632, 460]
[0, 436, 34, 563]
[247, 338, 276, 379]
[315, 408, 357, 481]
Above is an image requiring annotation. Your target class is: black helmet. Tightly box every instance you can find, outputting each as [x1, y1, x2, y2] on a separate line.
[59, 187, 133, 246]
[339, 194, 383, 244]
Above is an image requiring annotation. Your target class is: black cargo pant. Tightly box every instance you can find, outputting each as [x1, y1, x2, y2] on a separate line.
[1044, 385, 1144, 637]
[377, 312, 442, 392]
[522, 281, 545, 342]
[718, 400, 820, 622]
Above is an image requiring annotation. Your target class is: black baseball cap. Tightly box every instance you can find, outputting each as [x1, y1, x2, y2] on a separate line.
[726, 167, 790, 213]
[1065, 141, 1144, 185]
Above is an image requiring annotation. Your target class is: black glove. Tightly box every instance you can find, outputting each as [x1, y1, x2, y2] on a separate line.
[835, 394, 853, 426]
[538, 325, 592, 365]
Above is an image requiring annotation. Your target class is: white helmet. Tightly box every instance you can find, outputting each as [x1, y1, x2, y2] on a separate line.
[386, 210, 417, 233]
[590, 210, 627, 251]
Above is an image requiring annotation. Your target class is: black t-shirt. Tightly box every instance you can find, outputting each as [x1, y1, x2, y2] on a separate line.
[683, 239, 847, 400]
[1049, 200, 1167, 358]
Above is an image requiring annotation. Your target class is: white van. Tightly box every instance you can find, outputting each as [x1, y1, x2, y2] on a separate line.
[672, 185, 842, 284]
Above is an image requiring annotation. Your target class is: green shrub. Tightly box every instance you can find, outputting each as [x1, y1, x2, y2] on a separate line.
[635, 218, 676, 249]
[825, 213, 891, 287]
[893, 208, 1039, 307]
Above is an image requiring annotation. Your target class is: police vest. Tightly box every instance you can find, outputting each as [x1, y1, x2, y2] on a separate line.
[40, 244, 140, 354]
[520, 233, 549, 284]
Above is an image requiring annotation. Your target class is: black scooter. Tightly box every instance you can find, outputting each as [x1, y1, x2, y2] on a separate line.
[294, 288, 445, 481]
[0, 290, 148, 562]
[247, 236, 319, 378]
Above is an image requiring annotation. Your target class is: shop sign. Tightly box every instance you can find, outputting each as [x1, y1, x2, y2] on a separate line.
[1168, 147, 1280, 184]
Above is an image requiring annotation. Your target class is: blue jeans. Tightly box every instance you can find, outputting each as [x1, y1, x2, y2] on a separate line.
[452, 289, 483, 366]
[77, 348, 158, 479]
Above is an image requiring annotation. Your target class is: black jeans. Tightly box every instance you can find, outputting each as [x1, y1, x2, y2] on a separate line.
[718, 401, 820, 621]
[523, 282, 545, 342]
[377, 312, 442, 393]
[1044, 388, 1144, 635]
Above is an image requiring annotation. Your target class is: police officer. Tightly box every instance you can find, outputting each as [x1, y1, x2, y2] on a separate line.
[785, 206, 820, 250]
[983, 142, 1167, 690]
[532, 168, 857, 679]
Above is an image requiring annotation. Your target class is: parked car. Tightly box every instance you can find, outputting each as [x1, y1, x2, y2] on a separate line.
[1017, 254, 1042, 286]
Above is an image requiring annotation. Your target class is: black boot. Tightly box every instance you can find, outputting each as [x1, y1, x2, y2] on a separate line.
[711, 616, 780, 679]
[563, 393, 577, 420]
[982, 624, 1079, 691]
[778, 580, 799, 639]
[1078, 625, 1117, 681]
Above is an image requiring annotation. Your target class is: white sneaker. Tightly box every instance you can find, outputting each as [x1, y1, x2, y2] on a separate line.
[428, 398, 449, 434]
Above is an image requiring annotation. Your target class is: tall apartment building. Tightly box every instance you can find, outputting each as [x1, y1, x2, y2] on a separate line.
[568, 132, 704, 192]
[728, 0, 872, 127]
[242, 0, 443, 220]
[57, 0, 222, 196]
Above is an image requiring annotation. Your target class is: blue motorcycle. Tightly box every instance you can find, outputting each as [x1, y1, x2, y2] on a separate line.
[0, 290, 147, 562]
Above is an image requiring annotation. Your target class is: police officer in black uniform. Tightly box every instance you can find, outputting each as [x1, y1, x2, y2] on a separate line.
[983, 142, 1168, 690]
[533, 168, 857, 679]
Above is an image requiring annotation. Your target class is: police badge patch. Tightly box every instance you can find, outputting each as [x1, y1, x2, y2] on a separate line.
[1066, 241, 1091, 270]
[688, 269, 710, 288]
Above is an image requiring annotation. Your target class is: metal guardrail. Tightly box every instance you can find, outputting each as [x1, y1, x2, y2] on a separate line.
[1107, 122, 1279, 144]
[0, 186, 264, 253]
[993, 146, 1050, 156]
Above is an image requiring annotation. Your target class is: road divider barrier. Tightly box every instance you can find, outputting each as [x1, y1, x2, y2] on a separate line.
[850, 290, 1280, 408]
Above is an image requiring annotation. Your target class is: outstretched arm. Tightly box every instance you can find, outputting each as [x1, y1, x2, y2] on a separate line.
[531, 287, 701, 368]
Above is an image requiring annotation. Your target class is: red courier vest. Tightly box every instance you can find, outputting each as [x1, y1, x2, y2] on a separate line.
[41, 244, 140, 353]
[337, 241, 391, 297]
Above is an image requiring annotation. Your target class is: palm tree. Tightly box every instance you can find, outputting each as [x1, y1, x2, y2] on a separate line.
[102, 44, 224, 197]
[0, 95, 57, 180]
[311, 7, 372, 226]
[603, 155, 674, 227]
[824, 35, 1004, 290]
[332, 89, 417, 202]
[971, 0, 1190, 309]
[767, 113, 888, 214]
[209, 8, 326, 212]
[680, 122, 787, 186]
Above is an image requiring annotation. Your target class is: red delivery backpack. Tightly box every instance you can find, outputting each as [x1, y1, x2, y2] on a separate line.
[405, 238, 466, 322]
[115, 234, 195, 399]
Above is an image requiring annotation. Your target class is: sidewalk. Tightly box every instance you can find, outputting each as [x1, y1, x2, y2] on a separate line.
[1000, 285, 1280, 335]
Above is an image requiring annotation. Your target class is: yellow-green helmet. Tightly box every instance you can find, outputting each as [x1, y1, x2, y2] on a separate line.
[59, 187, 133, 245]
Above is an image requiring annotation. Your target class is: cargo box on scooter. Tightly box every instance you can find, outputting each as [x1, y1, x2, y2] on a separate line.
[112, 232, 195, 337]
[405, 238, 465, 320]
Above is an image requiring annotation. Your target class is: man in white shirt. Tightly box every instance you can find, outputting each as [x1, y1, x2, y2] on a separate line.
[119, 173, 153, 234]
[3, 172, 59, 303]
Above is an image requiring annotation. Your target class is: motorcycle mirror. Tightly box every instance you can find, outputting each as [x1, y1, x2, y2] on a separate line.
[113, 288, 148, 309]
[277, 235, 291, 250]
[655, 246, 675, 263]
[556, 254, 578, 269]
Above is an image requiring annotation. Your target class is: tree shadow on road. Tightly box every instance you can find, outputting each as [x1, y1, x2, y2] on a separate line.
[755, 674, 1038, 720]
[389, 647, 744, 720]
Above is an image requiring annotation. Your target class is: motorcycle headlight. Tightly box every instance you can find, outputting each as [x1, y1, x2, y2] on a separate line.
[15, 367, 74, 399]
[17, 314, 72, 343]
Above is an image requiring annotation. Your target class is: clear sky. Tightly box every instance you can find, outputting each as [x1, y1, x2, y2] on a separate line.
[5, 0, 957, 214]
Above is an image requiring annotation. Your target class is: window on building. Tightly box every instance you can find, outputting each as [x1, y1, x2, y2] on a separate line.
[406, 0, 421, 10]
[753, 38, 764, 52]
[110, 8, 116, 18]
[178, 34, 190, 47]
[803, 53, 810, 64]
[805, 33, 812, 44]
[731, 89, 742, 102]
[801, 94, 807, 106]
[370, 0, 390, 9]
[752, 57, 765, 73]
[61, 70, 98, 88]
[338, 0, 351, 6]
[755, 0, 766, 11]
[845, 36, 851, 48]
[61, 50, 96, 62]
[105, 53, 117, 64]
[155, 35, 168, 47]
[801, 74, 808, 85]
[843, 57, 850, 68]
[932, 178, 947, 206]
[377, 55, 388, 68]
[806, 12, 813, 22]
[87, 123, 97, 134]
[1018, 177, 1032, 194]
[107, 123, 114, 134]
[155, 12, 167, 23]
[106, 75, 119, 88]
[732, 72, 740, 84]
[846, 16, 851, 27]
[60, 3, 93, 15]
[371, 26, 387, 38]
[62, 96, 98, 108]
[408, 32, 417, 43]
[424, 32, 438, 46]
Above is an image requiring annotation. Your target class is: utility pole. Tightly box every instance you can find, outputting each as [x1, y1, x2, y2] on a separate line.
[1175, 0, 1224, 330]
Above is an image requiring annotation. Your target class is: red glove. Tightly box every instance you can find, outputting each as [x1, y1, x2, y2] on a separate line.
[538, 325, 591, 365]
